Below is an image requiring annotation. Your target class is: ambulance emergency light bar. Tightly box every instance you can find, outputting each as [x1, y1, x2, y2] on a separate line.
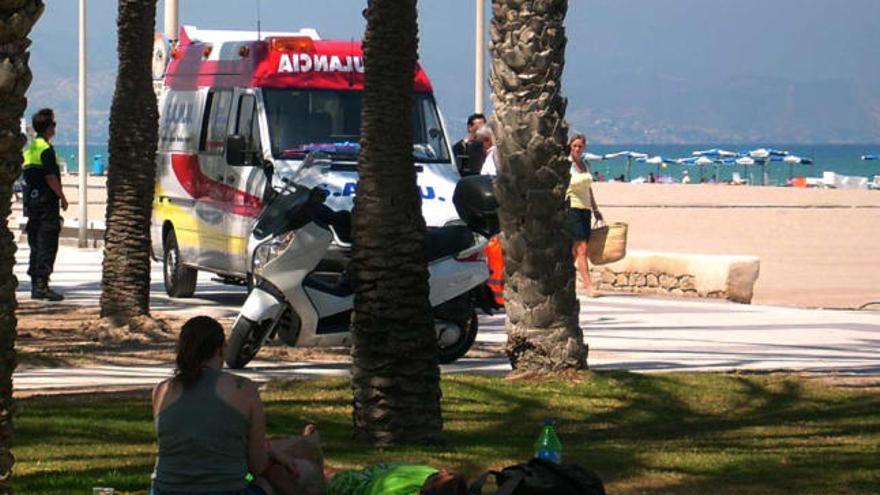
[181, 25, 320, 44]
[269, 36, 316, 53]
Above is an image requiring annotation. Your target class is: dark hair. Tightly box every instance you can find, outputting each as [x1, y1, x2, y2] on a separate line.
[174, 316, 225, 388]
[32, 108, 55, 135]
[466, 113, 486, 127]
[421, 473, 467, 495]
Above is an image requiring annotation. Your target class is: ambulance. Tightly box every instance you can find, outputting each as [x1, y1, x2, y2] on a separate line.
[151, 26, 460, 297]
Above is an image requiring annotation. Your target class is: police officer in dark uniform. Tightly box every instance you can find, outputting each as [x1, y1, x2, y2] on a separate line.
[22, 108, 68, 301]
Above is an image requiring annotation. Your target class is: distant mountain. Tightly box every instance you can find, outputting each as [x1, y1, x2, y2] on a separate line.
[27, 68, 114, 146]
[566, 72, 880, 144]
[26, 51, 879, 147]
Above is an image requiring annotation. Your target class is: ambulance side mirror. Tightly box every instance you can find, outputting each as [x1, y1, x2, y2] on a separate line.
[225, 135, 247, 166]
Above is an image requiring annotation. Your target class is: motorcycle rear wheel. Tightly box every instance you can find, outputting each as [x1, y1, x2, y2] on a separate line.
[438, 310, 478, 364]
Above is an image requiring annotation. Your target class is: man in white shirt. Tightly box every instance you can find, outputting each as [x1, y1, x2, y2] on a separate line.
[473, 125, 497, 176]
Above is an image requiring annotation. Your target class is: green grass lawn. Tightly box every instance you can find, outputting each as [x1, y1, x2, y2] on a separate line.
[13, 372, 880, 494]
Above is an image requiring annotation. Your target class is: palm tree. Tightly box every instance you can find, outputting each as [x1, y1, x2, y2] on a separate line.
[489, 0, 587, 371]
[0, 1, 44, 491]
[350, 0, 442, 445]
[99, 0, 159, 324]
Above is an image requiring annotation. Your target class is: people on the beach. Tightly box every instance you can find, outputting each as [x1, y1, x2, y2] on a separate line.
[566, 133, 603, 298]
[326, 463, 467, 495]
[22, 108, 68, 301]
[150, 316, 296, 495]
[648, 172, 656, 183]
[452, 113, 486, 176]
[681, 170, 691, 184]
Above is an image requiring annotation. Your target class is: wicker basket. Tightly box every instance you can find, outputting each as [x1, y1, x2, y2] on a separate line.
[588, 221, 628, 265]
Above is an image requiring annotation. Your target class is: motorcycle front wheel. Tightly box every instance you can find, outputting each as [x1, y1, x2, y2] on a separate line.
[225, 316, 271, 369]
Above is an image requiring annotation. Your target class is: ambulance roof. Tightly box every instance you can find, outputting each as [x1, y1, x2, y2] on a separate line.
[180, 25, 321, 44]
[165, 25, 433, 93]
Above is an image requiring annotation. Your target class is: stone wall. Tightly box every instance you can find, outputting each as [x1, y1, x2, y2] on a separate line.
[588, 250, 761, 303]
[591, 268, 726, 299]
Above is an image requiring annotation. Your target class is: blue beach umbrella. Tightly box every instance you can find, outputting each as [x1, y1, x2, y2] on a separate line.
[638, 155, 677, 177]
[604, 151, 648, 181]
[746, 149, 789, 185]
[692, 148, 739, 159]
[677, 156, 715, 181]
[694, 156, 715, 181]
[783, 155, 813, 180]
[747, 148, 789, 159]
[734, 156, 757, 184]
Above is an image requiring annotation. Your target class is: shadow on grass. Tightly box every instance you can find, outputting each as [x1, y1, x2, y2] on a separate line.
[12, 372, 880, 495]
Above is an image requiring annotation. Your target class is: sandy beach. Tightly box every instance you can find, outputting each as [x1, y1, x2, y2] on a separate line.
[11, 177, 880, 310]
[595, 182, 880, 309]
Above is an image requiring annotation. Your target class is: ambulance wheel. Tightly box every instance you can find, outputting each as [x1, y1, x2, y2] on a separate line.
[163, 229, 197, 298]
[438, 310, 478, 364]
[226, 316, 266, 369]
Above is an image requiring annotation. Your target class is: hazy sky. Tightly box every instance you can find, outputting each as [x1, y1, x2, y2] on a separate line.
[28, 0, 880, 143]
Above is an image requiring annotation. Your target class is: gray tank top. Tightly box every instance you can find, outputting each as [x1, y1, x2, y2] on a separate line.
[152, 368, 250, 492]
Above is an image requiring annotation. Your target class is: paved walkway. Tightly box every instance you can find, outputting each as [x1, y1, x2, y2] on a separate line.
[13, 245, 880, 393]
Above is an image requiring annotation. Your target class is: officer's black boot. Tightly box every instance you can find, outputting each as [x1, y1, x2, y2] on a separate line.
[31, 278, 64, 301]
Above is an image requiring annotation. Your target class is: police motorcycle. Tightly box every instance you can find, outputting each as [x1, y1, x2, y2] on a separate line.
[223, 143, 500, 369]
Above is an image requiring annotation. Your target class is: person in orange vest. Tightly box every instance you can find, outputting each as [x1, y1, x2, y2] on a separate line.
[22, 108, 68, 301]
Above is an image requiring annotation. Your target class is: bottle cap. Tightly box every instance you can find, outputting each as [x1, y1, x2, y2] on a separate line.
[542, 418, 554, 426]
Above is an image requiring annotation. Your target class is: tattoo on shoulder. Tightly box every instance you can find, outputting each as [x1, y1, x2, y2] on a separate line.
[235, 376, 246, 389]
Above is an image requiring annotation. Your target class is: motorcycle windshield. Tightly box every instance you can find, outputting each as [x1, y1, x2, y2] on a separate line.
[253, 187, 312, 239]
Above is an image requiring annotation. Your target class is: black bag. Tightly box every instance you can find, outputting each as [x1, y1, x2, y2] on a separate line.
[468, 458, 605, 495]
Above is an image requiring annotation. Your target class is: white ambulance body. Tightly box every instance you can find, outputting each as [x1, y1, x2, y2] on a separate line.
[152, 26, 459, 296]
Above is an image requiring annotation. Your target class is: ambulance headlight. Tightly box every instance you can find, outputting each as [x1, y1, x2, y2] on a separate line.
[252, 231, 296, 275]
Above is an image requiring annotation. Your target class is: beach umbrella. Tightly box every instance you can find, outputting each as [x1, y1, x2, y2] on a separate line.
[783, 155, 813, 181]
[747, 148, 789, 159]
[584, 152, 604, 161]
[692, 148, 738, 158]
[746, 149, 789, 185]
[862, 154, 879, 161]
[734, 156, 756, 184]
[603, 151, 648, 181]
[693, 155, 714, 182]
[639, 155, 676, 177]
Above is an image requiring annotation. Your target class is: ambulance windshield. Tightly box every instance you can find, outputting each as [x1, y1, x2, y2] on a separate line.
[263, 89, 450, 163]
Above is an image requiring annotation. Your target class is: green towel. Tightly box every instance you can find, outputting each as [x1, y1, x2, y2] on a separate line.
[328, 463, 438, 495]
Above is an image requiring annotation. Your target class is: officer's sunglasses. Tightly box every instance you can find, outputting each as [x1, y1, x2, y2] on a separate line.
[49, 121, 57, 128]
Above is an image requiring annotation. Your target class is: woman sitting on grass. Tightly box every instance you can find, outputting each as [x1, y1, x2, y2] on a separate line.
[150, 316, 294, 495]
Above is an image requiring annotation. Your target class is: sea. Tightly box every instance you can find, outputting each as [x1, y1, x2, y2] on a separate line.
[54, 143, 880, 186]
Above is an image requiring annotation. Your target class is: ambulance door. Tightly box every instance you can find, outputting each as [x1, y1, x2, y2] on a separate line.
[413, 94, 460, 226]
[223, 90, 267, 275]
[195, 88, 235, 270]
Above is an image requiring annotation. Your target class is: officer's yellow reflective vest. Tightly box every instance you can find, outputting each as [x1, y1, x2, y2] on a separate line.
[22, 137, 51, 169]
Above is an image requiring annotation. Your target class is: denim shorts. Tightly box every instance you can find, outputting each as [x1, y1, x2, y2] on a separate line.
[150, 485, 267, 495]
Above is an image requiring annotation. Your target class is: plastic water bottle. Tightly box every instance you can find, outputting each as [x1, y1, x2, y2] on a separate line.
[534, 418, 562, 463]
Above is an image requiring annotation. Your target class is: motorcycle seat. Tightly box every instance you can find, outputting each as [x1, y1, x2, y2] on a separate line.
[425, 225, 475, 262]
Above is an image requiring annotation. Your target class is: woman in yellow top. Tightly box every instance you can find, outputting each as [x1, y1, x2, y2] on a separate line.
[566, 134, 603, 297]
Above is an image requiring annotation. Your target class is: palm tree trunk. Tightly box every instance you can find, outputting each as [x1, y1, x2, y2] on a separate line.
[0, 2, 45, 491]
[351, 0, 442, 445]
[489, 0, 588, 371]
[100, 0, 158, 323]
